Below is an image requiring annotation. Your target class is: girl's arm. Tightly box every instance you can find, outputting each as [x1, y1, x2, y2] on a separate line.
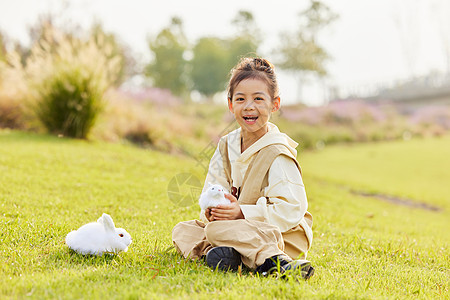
[239, 155, 308, 232]
[199, 144, 230, 223]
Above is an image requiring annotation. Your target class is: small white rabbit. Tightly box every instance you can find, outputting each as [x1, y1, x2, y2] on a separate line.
[199, 183, 231, 210]
[65, 213, 132, 255]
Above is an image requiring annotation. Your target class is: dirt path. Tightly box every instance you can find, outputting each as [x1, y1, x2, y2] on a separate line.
[352, 190, 442, 212]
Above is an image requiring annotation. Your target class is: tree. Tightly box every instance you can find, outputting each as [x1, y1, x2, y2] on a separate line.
[190, 11, 261, 99]
[232, 10, 257, 36]
[145, 17, 188, 96]
[298, 0, 338, 42]
[190, 37, 229, 98]
[228, 10, 260, 67]
[278, 31, 328, 76]
[276, 0, 338, 101]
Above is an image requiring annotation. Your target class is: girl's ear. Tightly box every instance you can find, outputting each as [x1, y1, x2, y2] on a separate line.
[272, 97, 281, 112]
[228, 98, 233, 112]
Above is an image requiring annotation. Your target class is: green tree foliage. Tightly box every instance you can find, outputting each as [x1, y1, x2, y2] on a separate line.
[231, 10, 260, 38]
[278, 32, 329, 76]
[145, 17, 188, 95]
[228, 10, 260, 67]
[277, 0, 338, 76]
[190, 11, 261, 98]
[300, 0, 338, 40]
[190, 37, 229, 98]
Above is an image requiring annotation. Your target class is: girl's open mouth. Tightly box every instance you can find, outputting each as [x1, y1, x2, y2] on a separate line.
[243, 116, 258, 124]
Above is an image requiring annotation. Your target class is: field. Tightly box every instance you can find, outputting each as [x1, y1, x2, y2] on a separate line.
[1, 130, 449, 299]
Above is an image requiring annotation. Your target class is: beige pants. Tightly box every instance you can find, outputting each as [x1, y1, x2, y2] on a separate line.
[172, 219, 308, 269]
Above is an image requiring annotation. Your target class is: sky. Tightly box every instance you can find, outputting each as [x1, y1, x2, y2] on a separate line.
[0, 0, 449, 105]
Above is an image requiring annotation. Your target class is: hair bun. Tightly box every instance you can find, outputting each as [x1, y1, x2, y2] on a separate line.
[227, 57, 279, 100]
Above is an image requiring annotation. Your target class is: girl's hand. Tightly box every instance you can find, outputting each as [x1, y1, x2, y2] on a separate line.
[205, 208, 214, 222]
[210, 193, 244, 220]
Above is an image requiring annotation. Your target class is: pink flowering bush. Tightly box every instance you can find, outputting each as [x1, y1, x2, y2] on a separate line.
[280, 100, 389, 126]
[408, 105, 450, 130]
[117, 86, 182, 107]
[276, 99, 449, 150]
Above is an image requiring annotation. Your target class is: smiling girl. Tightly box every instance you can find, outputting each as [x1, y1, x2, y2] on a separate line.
[172, 57, 314, 279]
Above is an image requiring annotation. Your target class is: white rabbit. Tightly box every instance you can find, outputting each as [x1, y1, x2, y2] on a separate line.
[65, 213, 132, 255]
[199, 183, 231, 210]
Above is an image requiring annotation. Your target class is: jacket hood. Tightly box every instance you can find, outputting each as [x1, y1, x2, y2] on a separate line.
[229, 123, 298, 164]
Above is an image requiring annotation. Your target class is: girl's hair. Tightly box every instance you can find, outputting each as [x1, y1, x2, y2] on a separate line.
[227, 57, 279, 101]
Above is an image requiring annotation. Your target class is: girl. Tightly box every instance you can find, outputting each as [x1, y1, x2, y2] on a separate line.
[172, 57, 314, 279]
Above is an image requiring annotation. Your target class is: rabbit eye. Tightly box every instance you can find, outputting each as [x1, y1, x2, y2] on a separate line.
[119, 233, 124, 237]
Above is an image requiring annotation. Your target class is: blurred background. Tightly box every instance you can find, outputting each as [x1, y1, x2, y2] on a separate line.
[0, 0, 449, 155]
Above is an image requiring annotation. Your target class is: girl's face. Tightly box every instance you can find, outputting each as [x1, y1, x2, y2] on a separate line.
[228, 78, 280, 139]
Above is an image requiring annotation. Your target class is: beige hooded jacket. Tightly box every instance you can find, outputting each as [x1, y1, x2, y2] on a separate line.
[199, 123, 313, 246]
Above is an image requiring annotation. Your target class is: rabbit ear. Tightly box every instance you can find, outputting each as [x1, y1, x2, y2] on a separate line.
[101, 213, 116, 233]
[207, 182, 212, 187]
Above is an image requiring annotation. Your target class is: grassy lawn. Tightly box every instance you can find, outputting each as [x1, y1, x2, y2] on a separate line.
[300, 136, 450, 210]
[1, 130, 449, 299]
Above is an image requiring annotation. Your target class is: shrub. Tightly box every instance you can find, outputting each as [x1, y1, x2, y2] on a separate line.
[25, 25, 120, 138]
[0, 95, 24, 129]
[0, 53, 30, 130]
[34, 66, 104, 138]
[408, 105, 450, 130]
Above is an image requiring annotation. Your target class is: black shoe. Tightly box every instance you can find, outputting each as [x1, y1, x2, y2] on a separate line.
[256, 255, 315, 280]
[205, 246, 242, 272]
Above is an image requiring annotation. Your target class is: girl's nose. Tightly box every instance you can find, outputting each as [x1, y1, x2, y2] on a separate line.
[243, 100, 255, 110]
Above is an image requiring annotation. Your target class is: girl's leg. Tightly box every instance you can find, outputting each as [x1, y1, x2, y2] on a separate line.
[282, 228, 310, 260]
[204, 219, 285, 269]
[172, 220, 213, 259]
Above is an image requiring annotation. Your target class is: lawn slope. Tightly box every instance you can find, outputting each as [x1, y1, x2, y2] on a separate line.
[1, 131, 448, 299]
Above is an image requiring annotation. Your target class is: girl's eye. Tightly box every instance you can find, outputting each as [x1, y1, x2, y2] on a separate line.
[235, 97, 245, 101]
[255, 97, 264, 101]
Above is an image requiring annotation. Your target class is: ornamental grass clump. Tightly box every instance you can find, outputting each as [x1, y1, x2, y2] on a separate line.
[26, 26, 121, 138]
[35, 66, 104, 138]
[0, 52, 29, 129]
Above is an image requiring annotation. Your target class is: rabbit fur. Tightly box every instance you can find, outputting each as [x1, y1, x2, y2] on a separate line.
[199, 183, 231, 210]
[66, 213, 132, 255]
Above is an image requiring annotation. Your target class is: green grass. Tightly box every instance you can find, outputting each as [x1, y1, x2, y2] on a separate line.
[1, 130, 449, 299]
[300, 136, 450, 210]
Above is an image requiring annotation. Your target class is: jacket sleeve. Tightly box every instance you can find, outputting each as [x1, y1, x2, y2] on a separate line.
[198, 142, 231, 223]
[239, 155, 307, 232]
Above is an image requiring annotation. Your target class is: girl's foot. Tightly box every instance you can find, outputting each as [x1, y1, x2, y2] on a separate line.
[256, 255, 315, 280]
[205, 246, 242, 271]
